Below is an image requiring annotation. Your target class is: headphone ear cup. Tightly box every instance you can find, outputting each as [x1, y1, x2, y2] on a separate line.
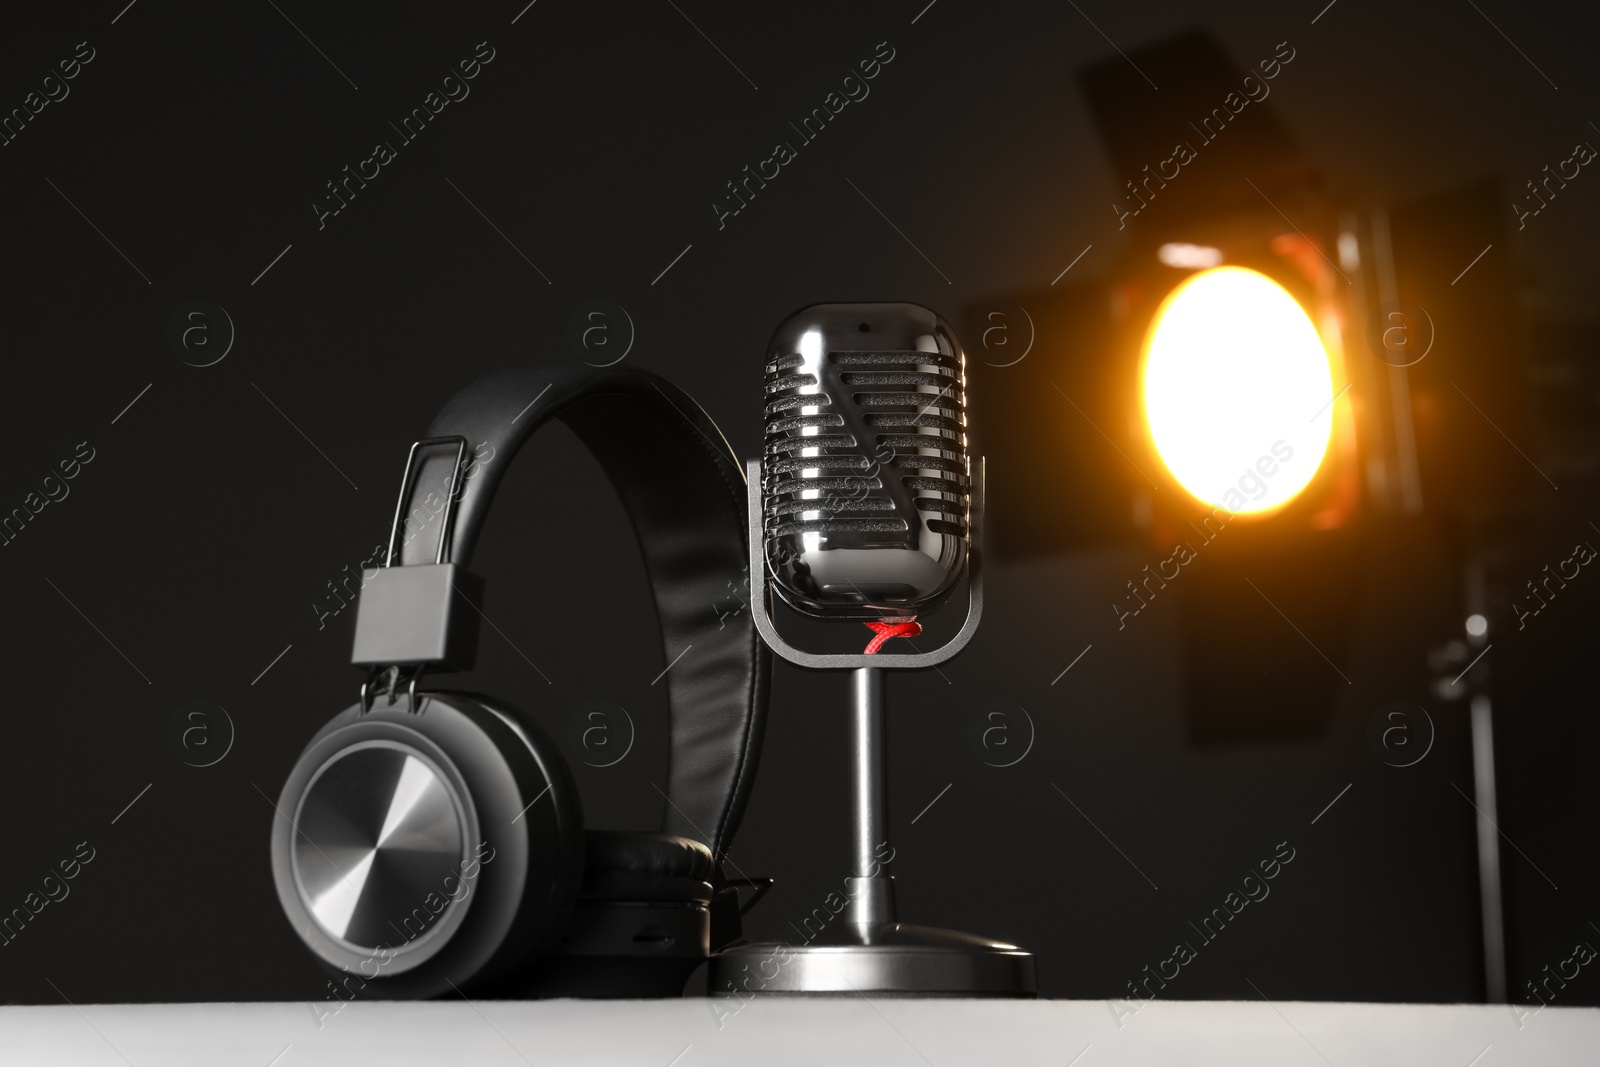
[271, 691, 583, 997]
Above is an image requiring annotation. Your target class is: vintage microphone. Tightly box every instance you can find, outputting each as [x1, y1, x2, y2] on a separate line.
[708, 302, 1035, 996]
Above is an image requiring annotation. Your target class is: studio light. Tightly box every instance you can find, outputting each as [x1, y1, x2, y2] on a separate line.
[1140, 265, 1334, 515]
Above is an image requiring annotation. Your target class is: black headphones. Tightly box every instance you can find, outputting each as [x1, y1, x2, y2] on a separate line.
[270, 366, 770, 998]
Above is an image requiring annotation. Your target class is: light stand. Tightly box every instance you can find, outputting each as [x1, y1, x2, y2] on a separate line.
[706, 458, 1036, 995]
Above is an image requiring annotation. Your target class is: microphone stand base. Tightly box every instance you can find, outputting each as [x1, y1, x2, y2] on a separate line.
[706, 923, 1036, 996]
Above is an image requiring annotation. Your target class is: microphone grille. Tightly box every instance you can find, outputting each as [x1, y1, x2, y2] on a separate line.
[762, 348, 969, 543]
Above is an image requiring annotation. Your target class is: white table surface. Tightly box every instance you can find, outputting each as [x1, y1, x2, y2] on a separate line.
[1, 997, 1594, 1066]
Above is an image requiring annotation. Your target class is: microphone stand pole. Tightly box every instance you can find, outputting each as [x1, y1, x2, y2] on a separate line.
[848, 666, 894, 927]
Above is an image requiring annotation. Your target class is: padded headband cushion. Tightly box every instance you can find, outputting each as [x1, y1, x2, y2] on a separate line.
[397, 366, 768, 862]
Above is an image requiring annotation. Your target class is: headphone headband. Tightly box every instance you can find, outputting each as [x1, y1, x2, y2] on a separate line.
[384, 366, 768, 860]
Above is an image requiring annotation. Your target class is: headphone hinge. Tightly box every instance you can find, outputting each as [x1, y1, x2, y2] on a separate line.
[359, 664, 426, 715]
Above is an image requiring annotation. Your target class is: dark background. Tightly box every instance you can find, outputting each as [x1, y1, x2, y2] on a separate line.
[1, 0, 1597, 1009]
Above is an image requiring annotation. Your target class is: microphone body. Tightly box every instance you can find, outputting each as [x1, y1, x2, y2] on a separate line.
[762, 303, 970, 619]
[715, 303, 1035, 994]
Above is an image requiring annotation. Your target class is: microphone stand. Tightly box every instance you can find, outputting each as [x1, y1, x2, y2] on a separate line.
[710, 459, 1036, 996]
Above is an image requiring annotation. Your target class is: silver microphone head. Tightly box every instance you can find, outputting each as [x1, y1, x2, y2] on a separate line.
[762, 302, 970, 619]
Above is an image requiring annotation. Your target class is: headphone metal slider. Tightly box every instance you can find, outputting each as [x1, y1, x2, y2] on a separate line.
[350, 562, 483, 671]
